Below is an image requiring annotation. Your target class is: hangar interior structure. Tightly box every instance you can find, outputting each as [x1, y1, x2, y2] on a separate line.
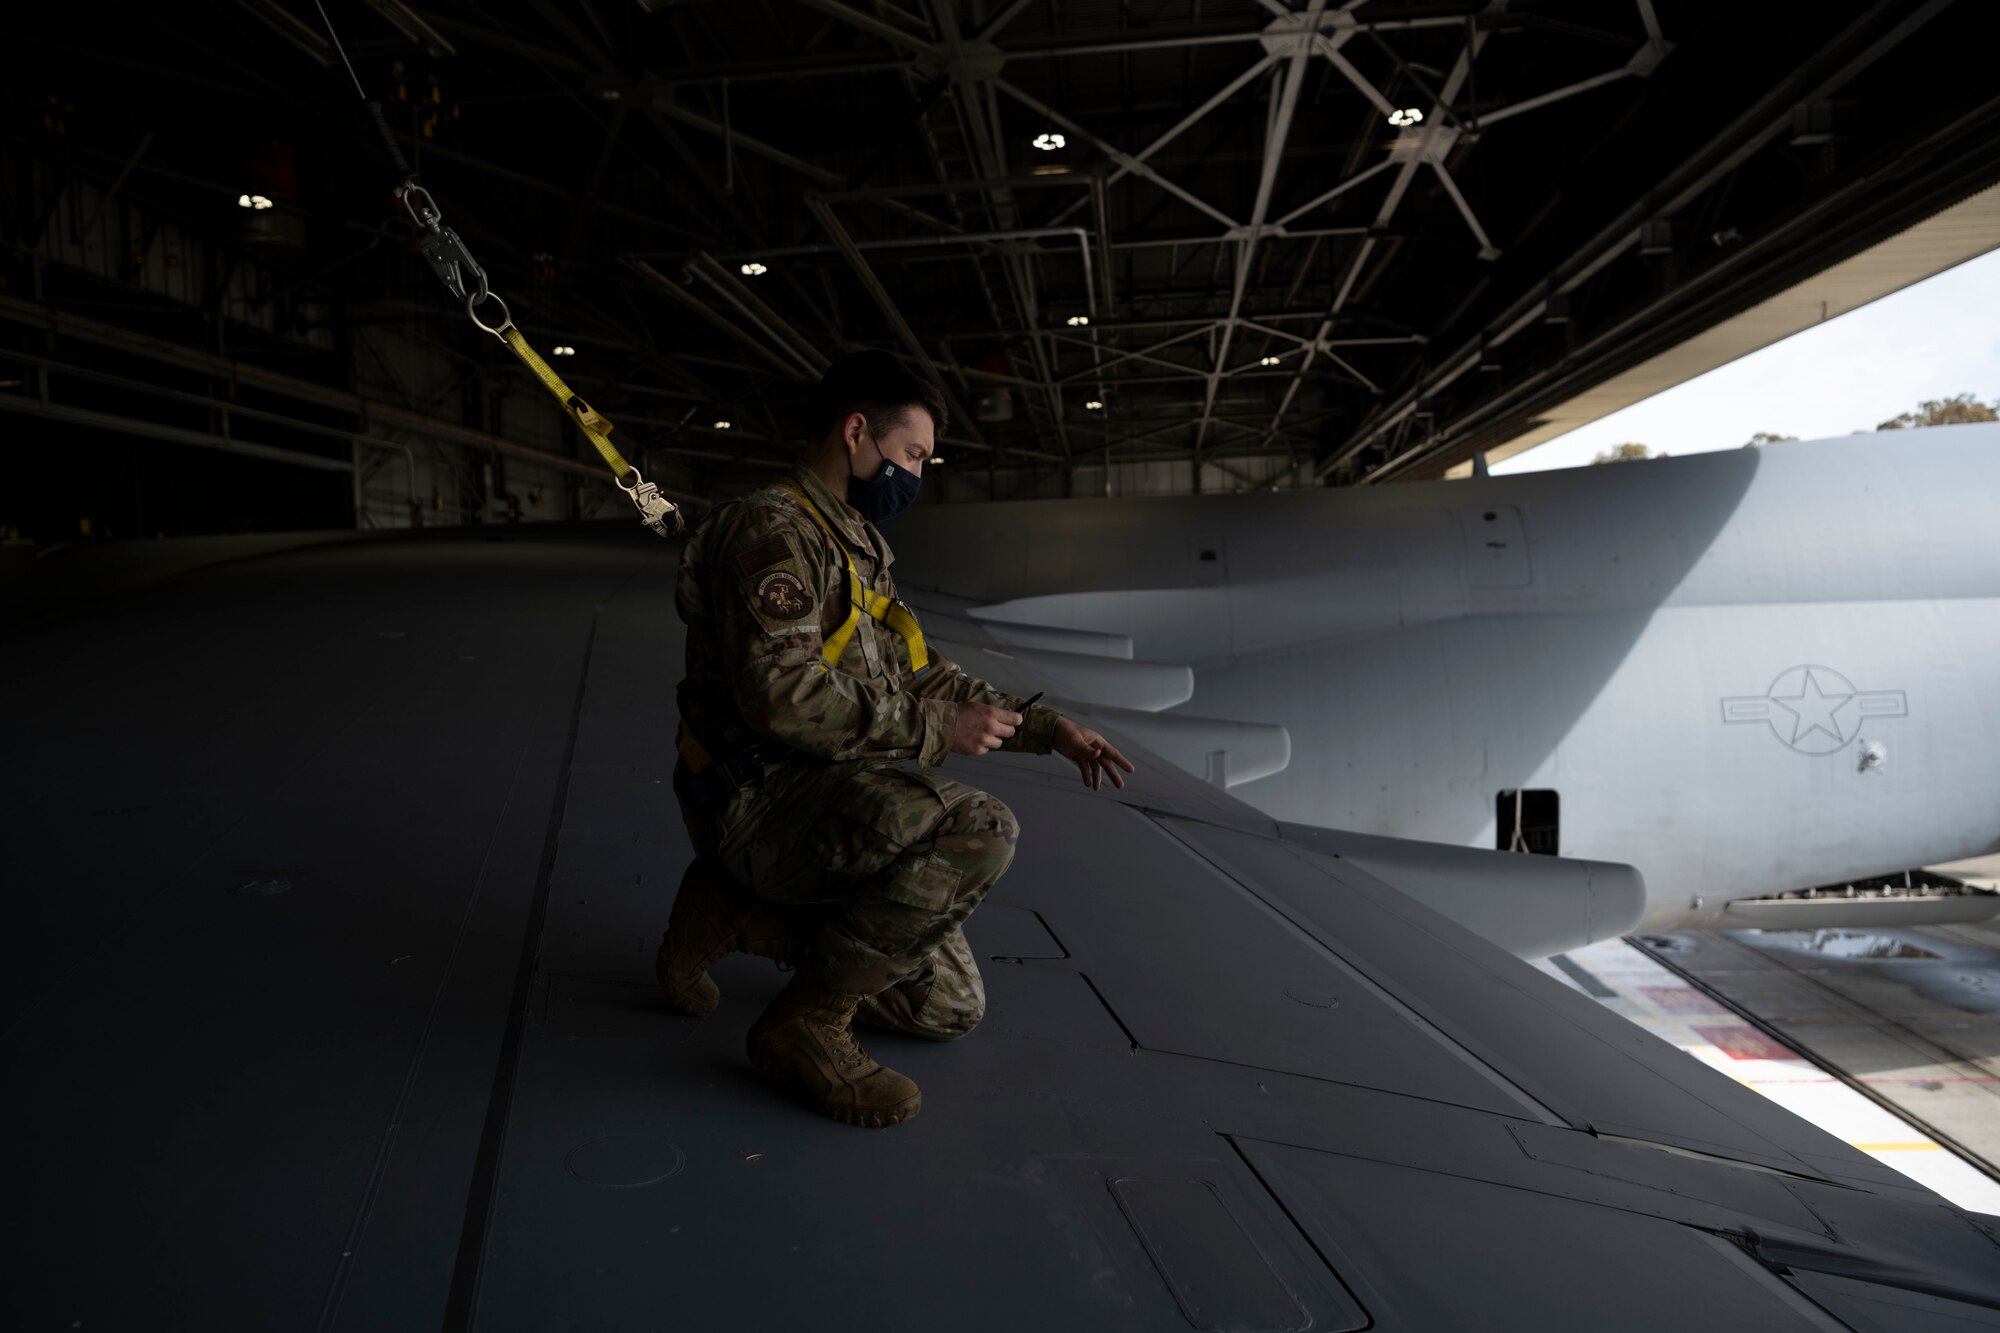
[5, 0, 2000, 544]
[10, 6, 2000, 1329]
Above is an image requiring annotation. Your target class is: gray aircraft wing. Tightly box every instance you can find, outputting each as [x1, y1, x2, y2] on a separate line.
[903, 586, 1650, 961]
[6, 529, 1998, 1332]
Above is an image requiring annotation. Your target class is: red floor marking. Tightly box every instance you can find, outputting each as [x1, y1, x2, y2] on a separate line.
[1743, 1076, 2000, 1085]
[1691, 1025, 1797, 1062]
[1639, 985, 1731, 1016]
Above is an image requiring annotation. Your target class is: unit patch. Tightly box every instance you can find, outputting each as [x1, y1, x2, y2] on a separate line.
[756, 570, 814, 620]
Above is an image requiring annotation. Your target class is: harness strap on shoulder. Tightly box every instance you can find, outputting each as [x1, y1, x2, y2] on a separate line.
[777, 484, 930, 677]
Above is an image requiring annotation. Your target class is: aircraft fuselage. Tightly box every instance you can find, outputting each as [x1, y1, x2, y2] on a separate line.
[897, 427, 2000, 931]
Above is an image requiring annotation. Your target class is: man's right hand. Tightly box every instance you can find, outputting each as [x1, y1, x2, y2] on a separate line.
[951, 702, 1021, 757]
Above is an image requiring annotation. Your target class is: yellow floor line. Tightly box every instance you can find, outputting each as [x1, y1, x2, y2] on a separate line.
[1851, 1142, 1943, 1152]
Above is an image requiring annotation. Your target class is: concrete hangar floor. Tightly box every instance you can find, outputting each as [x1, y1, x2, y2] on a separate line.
[1538, 899, 2000, 1214]
[7, 524, 2000, 1331]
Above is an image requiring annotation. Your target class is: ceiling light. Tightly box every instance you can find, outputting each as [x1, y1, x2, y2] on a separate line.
[1032, 132, 1066, 152]
[1065, 315, 1089, 327]
[1387, 108, 1423, 127]
[930, 458, 945, 466]
[739, 261, 768, 276]
[713, 420, 732, 430]
[551, 345, 575, 356]
[1260, 355, 1282, 367]
[1083, 400, 1104, 411]
[238, 194, 274, 210]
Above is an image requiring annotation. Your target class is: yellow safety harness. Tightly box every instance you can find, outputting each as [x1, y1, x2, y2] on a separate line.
[674, 482, 932, 789]
[777, 483, 929, 677]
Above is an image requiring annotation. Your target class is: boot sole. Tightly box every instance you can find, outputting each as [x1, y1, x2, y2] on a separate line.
[747, 1048, 921, 1128]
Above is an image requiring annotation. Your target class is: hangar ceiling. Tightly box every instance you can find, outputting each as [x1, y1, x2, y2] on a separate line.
[5, 0, 1999, 510]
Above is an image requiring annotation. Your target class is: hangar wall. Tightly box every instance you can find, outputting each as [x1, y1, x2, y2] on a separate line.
[1, 136, 694, 545]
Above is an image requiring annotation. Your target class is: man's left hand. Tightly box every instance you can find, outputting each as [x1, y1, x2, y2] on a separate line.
[1052, 718, 1136, 792]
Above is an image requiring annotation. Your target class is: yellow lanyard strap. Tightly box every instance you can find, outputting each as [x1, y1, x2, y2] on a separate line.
[677, 723, 713, 773]
[778, 485, 929, 676]
[496, 325, 632, 479]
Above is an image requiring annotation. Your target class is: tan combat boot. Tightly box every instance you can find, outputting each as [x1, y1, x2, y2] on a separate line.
[657, 860, 802, 1016]
[746, 965, 922, 1128]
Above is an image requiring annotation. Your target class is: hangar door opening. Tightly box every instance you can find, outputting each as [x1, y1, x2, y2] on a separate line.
[1498, 789, 1559, 855]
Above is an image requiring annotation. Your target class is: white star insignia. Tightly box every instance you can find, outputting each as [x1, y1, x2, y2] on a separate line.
[1769, 668, 1855, 747]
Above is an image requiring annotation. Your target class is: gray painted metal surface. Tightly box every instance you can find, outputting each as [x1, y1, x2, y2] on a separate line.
[6, 528, 1998, 1329]
[897, 427, 2000, 935]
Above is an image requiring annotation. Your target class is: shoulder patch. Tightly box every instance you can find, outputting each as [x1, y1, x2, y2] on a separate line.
[755, 569, 814, 621]
[735, 533, 794, 580]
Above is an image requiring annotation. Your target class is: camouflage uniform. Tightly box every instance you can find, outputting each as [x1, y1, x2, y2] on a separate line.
[674, 464, 1062, 1040]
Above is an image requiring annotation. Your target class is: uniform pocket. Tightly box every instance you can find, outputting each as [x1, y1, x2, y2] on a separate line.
[891, 765, 969, 811]
[874, 848, 961, 913]
[862, 769, 973, 912]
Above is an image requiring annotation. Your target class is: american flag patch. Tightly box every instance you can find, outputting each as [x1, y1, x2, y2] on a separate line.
[735, 534, 794, 579]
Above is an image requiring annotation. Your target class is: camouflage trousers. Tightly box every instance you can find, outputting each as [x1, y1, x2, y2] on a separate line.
[680, 754, 1019, 1041]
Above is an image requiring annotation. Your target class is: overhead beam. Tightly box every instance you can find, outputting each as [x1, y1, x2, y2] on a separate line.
[0, 295, 636, 481]
[994, 79, 1241, 230]
[805, 198, 1042, 459]
[976, 0, 1039, 44]
[462, 11, 1564, 94]
[1323, 0, 1959, 481]
[622, 259, 817, 381]
[1371, 107, 2000, 483]
[1046, 53, 1279, 227]
[0, 394, 354, 474]
[1193, 0, 1326, 454]
[650, 96, 848, 187]
[793, 0, 943, 58]
[1269, 10, 1496, 455]
[683, 252, 832, 379]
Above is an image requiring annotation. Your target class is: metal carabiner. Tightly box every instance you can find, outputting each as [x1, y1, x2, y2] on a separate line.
[400, 183, 444, 232]
[420, 223, 489, 304]
[617, 468, 686, 539]
[402, 184, 488, 304]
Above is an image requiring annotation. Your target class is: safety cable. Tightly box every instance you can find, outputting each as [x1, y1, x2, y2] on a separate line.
[311, 0, 367, 100]
[306, 2, 683, 538]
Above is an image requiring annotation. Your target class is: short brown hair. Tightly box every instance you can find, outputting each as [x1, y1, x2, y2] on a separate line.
[805, 350, 948, 445]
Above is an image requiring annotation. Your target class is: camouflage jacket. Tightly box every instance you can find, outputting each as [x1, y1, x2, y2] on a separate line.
[675, 464, 1063, 769]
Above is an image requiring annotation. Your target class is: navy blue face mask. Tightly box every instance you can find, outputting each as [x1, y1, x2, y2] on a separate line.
[847, 432, 923, 523]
